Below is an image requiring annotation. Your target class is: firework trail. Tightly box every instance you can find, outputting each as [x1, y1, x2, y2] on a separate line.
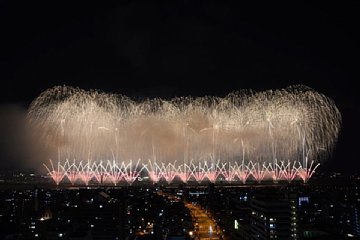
[28, 85, 341, 185]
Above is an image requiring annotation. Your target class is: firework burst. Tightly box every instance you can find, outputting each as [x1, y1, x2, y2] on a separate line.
[28, 85, 341, 185]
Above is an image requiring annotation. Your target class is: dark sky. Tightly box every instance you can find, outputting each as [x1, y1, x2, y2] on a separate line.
[0, 3, 359, 173]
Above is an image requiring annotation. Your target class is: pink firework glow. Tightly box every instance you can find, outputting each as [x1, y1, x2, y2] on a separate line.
[43, 158, 320, 185]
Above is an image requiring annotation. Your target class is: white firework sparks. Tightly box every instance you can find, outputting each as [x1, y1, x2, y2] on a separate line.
[28, 85, 341, 185]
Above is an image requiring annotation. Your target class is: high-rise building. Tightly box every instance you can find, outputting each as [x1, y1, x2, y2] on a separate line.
[250, 194, 298, 240]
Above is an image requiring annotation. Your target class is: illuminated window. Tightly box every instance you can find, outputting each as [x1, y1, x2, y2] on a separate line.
[234, 220, 239, 229]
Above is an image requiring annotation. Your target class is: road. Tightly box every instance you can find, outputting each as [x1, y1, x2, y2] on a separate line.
[185, 202, 225, 240]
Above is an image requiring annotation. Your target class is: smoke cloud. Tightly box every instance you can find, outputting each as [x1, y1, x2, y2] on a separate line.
[0, 104, 50, 172]
[0, 84, 342, 183]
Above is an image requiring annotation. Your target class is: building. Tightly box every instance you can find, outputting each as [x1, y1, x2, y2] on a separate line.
[250, 194, 298, 240]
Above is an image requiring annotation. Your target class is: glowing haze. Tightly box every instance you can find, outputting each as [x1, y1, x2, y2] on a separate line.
[27, 85, 341, 185]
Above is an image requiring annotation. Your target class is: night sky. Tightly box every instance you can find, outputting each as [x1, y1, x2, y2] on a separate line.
[0, 3, 359, 173]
